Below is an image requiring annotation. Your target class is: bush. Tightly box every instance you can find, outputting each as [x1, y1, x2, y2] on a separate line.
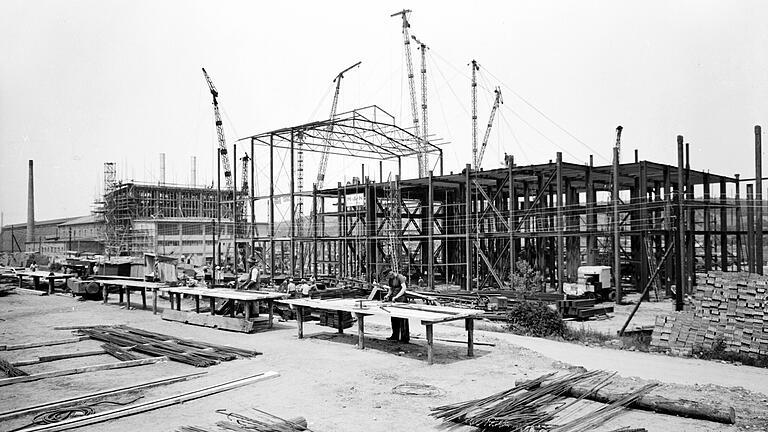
[509, 259, 542, 292]
[506, 301, 567, 337]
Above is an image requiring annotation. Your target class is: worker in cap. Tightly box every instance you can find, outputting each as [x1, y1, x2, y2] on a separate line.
[286, 277, 298, 298]
[382, 269, 409, 342]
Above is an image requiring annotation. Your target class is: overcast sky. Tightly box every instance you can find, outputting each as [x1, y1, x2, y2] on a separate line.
[2, 1, 767, 224]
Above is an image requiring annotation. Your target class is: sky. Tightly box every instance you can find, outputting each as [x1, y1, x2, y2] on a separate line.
[1, 1, 767, 224]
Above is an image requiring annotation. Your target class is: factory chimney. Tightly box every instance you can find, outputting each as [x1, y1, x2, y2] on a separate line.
[27, 160, 35, 246]
[159, 153, 166, 184]
[191, 156, 197, 186]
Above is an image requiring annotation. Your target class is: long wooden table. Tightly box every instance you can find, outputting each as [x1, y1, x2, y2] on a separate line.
[15, 271, 75, 295]
[277, 298, 485, 364]
[92, 278, 168, 314]
[162, 287, 287, 332]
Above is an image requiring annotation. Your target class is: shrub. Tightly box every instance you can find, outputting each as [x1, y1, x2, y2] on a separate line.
[509, 259, 542, 292]
[506, 301, 567, 337]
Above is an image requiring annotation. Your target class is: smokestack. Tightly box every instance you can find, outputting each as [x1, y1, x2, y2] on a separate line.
[27, 160, 35, 245]
[191, 156, 197, 186]
[159, 153, 166, 184]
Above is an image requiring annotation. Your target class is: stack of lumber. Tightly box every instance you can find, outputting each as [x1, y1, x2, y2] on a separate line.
[74, 325, 261, 367]
[557, 299, 614, 320]
[651, 271, 768, 358]
[178, 409, 310, 432]
[317, 311, 354, 329]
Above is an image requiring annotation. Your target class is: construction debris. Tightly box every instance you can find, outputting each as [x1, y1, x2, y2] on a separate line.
[431, 370, 659, 431]
[73, 325, 261, 367]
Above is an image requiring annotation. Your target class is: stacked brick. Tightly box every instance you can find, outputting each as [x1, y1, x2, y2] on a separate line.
[651, 271, 768, 358]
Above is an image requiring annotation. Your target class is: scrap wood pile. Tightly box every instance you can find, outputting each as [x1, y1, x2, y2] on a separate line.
[178, 408, 311, 432]
[651, 271, 768, 358]
[72, 325, 261, 367]
[431, 370, 660, 432]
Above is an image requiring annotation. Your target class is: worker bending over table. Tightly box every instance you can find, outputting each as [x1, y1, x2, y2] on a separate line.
[378, 270, 409, 343]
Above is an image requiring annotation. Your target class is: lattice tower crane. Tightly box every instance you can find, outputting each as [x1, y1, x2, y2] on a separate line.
[476, 87, 503, 169]
[470, 60, 480, 169]
[315, 61, 361, 190]
[412, 34, 429, 175]
[202, 68, 233, 190]
[392, 9, 427, 177]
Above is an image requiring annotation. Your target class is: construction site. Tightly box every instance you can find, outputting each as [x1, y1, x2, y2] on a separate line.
[2, 4, 768, 432]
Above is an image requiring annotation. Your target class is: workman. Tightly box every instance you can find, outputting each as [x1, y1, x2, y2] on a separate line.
[383, 270, 410, 343]
[298, 278, 316, 297]
[286, 278, 298, 298]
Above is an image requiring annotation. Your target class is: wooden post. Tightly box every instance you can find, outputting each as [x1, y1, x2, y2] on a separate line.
[269, 133, 275, 287]
[337, 310, 344, 334]
[703, 173, 712, 271]
[426, 171, 435, 289]
[735, 174, 742, 272]
[613, 147, 622, 304]
[466, 318, 474, 357]
[676, 136, 686, 311]
[289, 130, 295, 277]
[720, 178, 728, 271]
[47, 278, 54, 295]
[210, 297, 216, 316]
[425, 324, 434, 365]
[639, 162, 649, 299]
[465, 164, 472, 290]
[355, 313, 365, 349]
[755, 125, 763, 274]
[663, 166, 673, 296]
[556, 152, 563, 293]
[509, 156, 517, 278]
[141, 288, 147, 310]
[152, 288, 157, 314]
[748, 184, 756, 273]
[312, 185, 318, 279]
[195, 295, 200, 314]
[296, 306, 304, 339]
[586, 156, 596, 265]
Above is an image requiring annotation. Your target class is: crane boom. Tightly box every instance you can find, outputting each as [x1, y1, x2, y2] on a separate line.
[392, 9, 426, 177]
[476, 87, 503, 169]
[412, 34, 429, 175]
[202, 68, 233, 190]
[315, 61, 361, 190]
[470, 60, 480, 170]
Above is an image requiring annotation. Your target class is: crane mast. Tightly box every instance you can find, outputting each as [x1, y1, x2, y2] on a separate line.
[470, 60, 480, 170]
[412, 34, 429, 175]
[392, 9, 426, 177]
[476, 87, 503, 169]
[316, 61, 361, 190]
[202, 68, 233, 190]
[615, 125, 623, 163]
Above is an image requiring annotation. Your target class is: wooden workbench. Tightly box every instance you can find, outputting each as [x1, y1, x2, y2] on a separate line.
[92, 278, 168, 314]
[277, 298, 485, 364]
[161, 287, 287, 333]
[15, 271, 75, 295]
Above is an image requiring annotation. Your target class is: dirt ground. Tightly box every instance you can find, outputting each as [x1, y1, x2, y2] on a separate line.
[1, 287, 767, 432]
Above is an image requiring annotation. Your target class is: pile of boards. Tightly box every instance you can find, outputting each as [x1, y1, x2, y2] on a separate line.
[557, 299, 614, 320]
[317, 311, 354, 329]
[178, 409, 310, 432]
[651, 271, 768, 358]
[74, 325, 261, 367]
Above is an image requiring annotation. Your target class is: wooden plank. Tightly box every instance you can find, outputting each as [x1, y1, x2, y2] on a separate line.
[0, 371, 207, 421]
[0, 357, 168, 387]
[161, 309, 267, 333]
[13, 349, 107, 366]
[0, 336, 89, 351]
[18, 371, 280, 432]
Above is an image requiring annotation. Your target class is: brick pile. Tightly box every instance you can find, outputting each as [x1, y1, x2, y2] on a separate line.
[651, 271, 768, 358]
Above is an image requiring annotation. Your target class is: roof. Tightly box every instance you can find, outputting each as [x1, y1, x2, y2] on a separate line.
[1, 217, 79, 230]
[58, 214, 105, 226]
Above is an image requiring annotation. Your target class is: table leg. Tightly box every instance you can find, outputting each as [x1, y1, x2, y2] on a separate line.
[210, 297, 215, 316]
[125, 285, 130, 309]
[33, 276, 40, 290]
[18, 276, 23, 288]
[152, 289, 158, 314]
[176, 293, 182, 310]
[355, 313, 365, 349]
[119, 286, 124, 305]
[336, 310, 344, 334]
[229, 300, 235, 318]
[267, 300, 274, 328]
[244, 301, 251, 320]
[466, 318, 474, 357]
[141, 288, 147, 309]
[48, 278, 54, 295]
[426, 324, 434, 365]
[296, 306, 304, 339]
[169, 292, 175, 310]
[195, 295, 200, 313]
[103, 284, 108, 304]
